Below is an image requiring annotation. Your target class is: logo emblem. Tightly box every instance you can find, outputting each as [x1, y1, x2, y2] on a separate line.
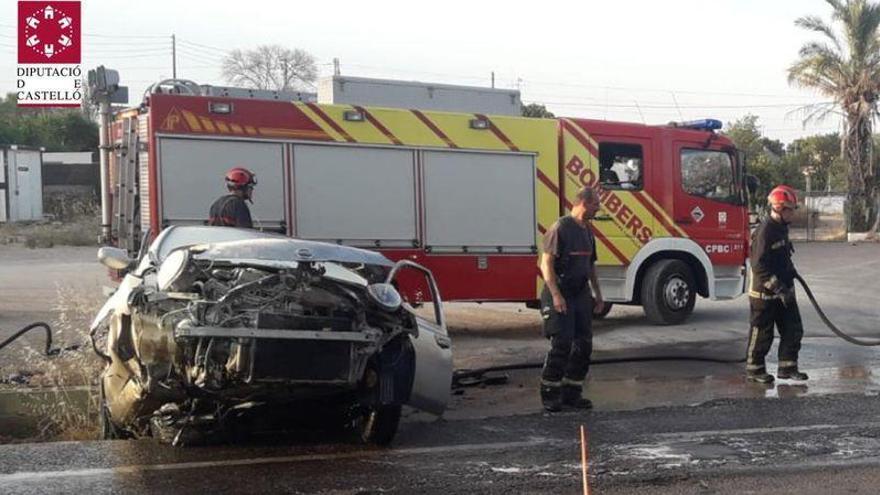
[18, 2, 81, 64]
[161, 108, 185, 132]
[691, 206, 705, 223]
[296, 248, 314, 259]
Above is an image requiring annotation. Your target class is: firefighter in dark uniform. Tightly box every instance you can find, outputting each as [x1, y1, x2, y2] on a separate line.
[208, 167, 256, 228]
[746, 185, 808, 383]
[539, 186, 605, 412]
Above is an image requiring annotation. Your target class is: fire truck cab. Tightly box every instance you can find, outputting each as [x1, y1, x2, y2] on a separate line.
[102, 81, 750, 325]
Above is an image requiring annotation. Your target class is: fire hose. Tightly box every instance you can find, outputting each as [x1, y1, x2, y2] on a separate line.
[0, 322, 82, 357]
[453, 274, 880, 388]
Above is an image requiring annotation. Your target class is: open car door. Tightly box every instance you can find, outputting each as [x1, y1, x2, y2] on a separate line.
[387, 260, 452, 415]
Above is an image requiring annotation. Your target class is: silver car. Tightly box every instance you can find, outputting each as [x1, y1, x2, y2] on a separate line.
[91, 226, 452, 445]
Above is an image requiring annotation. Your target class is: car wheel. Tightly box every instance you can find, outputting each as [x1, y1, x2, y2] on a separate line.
[354, 404, 402, 446]
[641, 259, 696, 325]
[592, 302, 613, 320]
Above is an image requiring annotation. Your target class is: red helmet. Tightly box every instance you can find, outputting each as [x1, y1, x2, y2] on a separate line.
[768, 185, 797, 211]
[225, 167, 256, 190]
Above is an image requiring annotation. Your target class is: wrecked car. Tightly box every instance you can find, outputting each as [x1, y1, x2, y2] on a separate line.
[90, 226, 452, 445]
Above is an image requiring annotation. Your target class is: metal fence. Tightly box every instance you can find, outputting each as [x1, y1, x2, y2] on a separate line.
[788, 190, 848, 242]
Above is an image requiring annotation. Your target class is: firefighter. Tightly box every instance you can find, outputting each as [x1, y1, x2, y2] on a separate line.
[745, 185, 808, 383]
[208, 167, 256, 228]
[539, 186, 605, 412]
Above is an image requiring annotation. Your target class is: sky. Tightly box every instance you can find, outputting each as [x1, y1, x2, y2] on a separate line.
[0, 0, 847, 144]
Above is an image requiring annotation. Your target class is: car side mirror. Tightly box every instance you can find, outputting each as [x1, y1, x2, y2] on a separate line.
[98, 246, 134, 271]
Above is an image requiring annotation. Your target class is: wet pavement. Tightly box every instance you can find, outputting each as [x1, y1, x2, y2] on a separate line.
[3, 393, 880, 493]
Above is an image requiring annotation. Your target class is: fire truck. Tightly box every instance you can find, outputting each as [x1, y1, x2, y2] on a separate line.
[101, 79, 751, 325]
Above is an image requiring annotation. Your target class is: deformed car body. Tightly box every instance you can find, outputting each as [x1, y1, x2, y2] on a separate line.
[90, 226, 453, 445]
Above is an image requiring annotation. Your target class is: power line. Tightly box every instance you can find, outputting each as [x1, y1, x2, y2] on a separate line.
[82, 32, 168, 39]
[85, 46, 172, 54]
[83, 40, 169, 47]
[176, 46, 226, 62]
[84, 52, 172, 60]
[177, 39, 229, 55]
[525, 99, 825, 110]
[518, 78, 805, 99]
[524, 91, 817, 108]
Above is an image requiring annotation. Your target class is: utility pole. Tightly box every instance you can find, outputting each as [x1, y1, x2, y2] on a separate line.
[491, 71, 495, 89]
[172, 34, 177, 79]
[333, 58, 340, 76]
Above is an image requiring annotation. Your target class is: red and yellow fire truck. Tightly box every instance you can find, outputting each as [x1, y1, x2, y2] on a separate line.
[103, 82, 750, 324]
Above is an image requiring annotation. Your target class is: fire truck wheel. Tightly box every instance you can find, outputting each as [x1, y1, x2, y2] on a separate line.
[641, 259, 696, 325]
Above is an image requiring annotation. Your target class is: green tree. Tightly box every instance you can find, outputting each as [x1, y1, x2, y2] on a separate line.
[0, 93, 98, 151]
[789, 0, 880, 233]
[787, 133, 846, 191]
[521, 103, 555, 118]
[725, 115, 801, 206]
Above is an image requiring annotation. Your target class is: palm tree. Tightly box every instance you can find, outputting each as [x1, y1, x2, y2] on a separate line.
[789, 0, 880, 234]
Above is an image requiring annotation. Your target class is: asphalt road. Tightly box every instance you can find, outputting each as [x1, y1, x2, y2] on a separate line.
[2, 394, 880, 493]
[0, 241, 879, 493]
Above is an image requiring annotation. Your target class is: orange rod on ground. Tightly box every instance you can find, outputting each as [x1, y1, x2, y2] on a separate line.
[581, 424, 590, 495]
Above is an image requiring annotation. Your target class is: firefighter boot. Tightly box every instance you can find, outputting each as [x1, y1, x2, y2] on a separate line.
[561, 385, 593, 410]
[777, 366, 809, 381]
[540, 384, 562, 412]
[746, 370, 775, 384]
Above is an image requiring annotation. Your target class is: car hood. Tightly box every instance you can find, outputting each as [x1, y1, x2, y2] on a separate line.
[190, 238, 394, 267]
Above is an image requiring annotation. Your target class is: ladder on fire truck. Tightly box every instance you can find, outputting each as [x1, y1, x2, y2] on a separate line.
[111, 115, 141, 254]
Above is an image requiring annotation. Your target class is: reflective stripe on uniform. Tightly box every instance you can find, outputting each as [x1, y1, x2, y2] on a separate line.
[541, 379, 562, 387]
[562, 377, 584, 386]
[746, 364, 766, 371]
[778, 360, 798, 368]
[747, 326, 761, 365]
[749, 289, 783, 300]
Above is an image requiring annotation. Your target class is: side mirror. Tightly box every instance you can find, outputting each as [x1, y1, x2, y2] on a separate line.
[98, 246, 134, 271]
[746, 174, 759, 196]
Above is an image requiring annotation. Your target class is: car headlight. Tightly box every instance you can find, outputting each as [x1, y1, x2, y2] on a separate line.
[157, 249, 194, 292]
[367, 283, 402, 312]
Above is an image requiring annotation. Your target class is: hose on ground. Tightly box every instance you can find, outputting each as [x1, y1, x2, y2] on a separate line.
[453, 354, 745, 388]
[0, 322, 82, 356]
[795, 273, 880, 347]
[453, 274, 880, 388]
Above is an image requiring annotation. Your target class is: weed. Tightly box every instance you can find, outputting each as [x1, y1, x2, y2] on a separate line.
[7, 285, 104, 442]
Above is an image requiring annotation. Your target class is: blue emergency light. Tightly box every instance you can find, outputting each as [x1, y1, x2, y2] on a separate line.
[674, 119, 723, 131]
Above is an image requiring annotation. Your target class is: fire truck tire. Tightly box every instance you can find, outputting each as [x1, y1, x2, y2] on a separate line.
[641, 259, 696, 325]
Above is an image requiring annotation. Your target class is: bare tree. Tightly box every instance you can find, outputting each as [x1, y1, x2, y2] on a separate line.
[221, 45, 318, 92]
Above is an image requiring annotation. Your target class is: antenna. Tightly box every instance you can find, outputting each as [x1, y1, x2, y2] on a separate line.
[670, 91, 684, 121]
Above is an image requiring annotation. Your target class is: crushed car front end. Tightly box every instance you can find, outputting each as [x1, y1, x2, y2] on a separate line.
[92, 228, 451, 445]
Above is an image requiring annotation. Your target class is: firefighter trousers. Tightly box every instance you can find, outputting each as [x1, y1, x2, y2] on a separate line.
[540, 287, 593, 387]
[746, 296, 804, 373]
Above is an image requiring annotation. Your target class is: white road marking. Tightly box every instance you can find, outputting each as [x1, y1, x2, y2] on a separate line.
[0, 439, 558, 484]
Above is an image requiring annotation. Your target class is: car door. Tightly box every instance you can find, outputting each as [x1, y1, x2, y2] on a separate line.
[386, 260, 452, 415]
